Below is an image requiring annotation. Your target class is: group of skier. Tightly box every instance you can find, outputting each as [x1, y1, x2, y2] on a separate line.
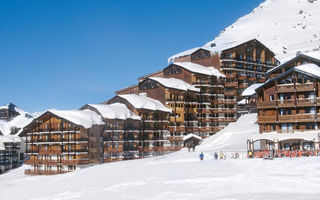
[199, 151, 238, 160]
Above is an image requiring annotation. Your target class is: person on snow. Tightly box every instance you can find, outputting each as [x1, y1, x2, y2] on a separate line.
[199, 152, 204, 160]
[214, 152, 218, 160]
[219, 151, 224, 160]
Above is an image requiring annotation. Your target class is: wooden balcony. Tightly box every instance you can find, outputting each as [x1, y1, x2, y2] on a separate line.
[211, 127, 224, 132]
[257, 101, 276, 109]
[213, 99, 236, 105]
[163, 146, 183, 152]
[296, 84, 314, 92]
[42, 160, 59, 165]
[224, 90, 237, 96]
[25, 169, 64, 176]
[24, 159, 40, 165]
[212, 108, 237, 114]
[296, 99, 315, 107]
[60, 159, 89, 165]
[104, 148, 123, 154]
[278, 100, 295, 108]
[225, 74, 237, 78]
[200, 127, 211, 132]
[258, 116, 276, 123]
[239, 83, 249, 89]
[238, 75, 247, 80]
[277, 85, 294, 93]
[39, 149, 61, 155]
[249, 76, 257, 81]
[168, 136, 183, 142]
[258, 77, 266, 82]
[225, 82, 238, 87]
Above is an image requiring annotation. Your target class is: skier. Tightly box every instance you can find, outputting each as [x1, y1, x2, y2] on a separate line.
[219, 151, 224, 160]
[214, 152, 218, 160]
[199, 152, 204, 161]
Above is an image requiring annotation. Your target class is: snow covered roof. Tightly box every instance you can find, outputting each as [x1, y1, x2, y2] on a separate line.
[237, 99, 248, 105]
[168, 47, 211, 62]
[242, 83, 263, 97]
[267, 50, 320, 75]
[118, 94, 171, 113]
[46, 109, 105, 129]
[148, 77, 200, 92]
[183, 133, 202, 141]
[87, 103, 140, 120]
[171, 62, 225, 78]
[257, 63, 320, 92]
[0, 135, 21, 150]
[249, 131, 320, 142]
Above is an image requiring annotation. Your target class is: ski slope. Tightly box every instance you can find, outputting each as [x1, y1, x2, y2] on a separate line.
[1, 114, 320, 200]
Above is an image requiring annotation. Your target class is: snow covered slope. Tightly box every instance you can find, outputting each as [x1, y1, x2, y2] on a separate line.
[170, 0, 320, 62]
[204, 0, 320, 61]
[1, 113, 320, 200]
[0, 105, 34, 136]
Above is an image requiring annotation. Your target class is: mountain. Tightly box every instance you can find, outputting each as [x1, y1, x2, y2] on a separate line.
[172, 0, 320, 62]
[0, 104, 34, 136]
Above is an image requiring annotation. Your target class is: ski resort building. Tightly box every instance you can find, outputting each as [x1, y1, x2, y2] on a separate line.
[0, 135, 22, 174]
[138, 77, 200, 145]
[252, 53, 320, 152]
[0, 103, 20, 121]
[169, 39, 279, 102]
[106, 94, 174, 154]
[21, 109, 105, 175]
[80, 103, 141, 162]
[163, 62, 235, 134]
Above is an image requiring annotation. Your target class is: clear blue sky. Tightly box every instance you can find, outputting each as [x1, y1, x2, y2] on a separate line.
[0, 0, 264, 113]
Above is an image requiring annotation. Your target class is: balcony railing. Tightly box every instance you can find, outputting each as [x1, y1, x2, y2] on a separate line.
[278, 100, 295, 108]
[39, 149, 61, 155]
[257, 101, 276, 109]
[258, 116, 277, 123]
[60, 159, 89, 165]
[225, 82, 238, 87]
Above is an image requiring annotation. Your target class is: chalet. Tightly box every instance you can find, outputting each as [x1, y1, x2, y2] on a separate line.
[80, 103, 141, 162]
[21, 109, 105, 175]
[0, 135, 22, 174]
[138, 77, 199, 146]
[266, 51, 320, 79]
[106, 94, 174, 154]
[250, 63, 320, 154]
[169, 39, 279, 101]
[0, 103, 20, 121]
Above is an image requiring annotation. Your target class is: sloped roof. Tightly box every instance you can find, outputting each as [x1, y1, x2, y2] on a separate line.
[257, 63, 320, 92]
[87, 103, 140, 120]
[148, 77, 200, 92]
[117, 94, 171, 113]
[171, 62, 225, 78]
[242, 83, 263, 97]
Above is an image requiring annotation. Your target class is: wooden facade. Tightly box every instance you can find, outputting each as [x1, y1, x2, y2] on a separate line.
[21, 111, 104, 175]
[106, 95, 173, 154]
[163, 63, 236, 134]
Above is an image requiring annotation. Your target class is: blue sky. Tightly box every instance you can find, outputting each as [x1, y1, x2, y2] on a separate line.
[0, 0, 264, 113]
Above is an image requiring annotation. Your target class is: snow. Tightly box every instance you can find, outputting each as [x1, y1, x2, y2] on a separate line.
[295, 63, 320, 77]
[149, 77, 200, 92]
[87, 103, 141, 120]
[172, 62, 226, 78]
[303, 50, 320, 61]
[237, 99, 247, 105]
[0, 105, 34, 136]
[242, 83, 263, 97]
[2, 113, 320, 199]
[48, 109, 105, 129]
[183, 133, 202, 141]
[168, 47, 211, 62]
[170, 0, 320, 63]
[0, 135, 21, 150]
[118, 94, 172, 113]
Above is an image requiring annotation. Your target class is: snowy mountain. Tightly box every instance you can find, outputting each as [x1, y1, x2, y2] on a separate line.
[0, 104, 34, 136]
[1, 114, 320, 200]
[171, 0, 320, 62]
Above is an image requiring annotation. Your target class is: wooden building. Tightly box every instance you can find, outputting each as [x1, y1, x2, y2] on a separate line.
[251, 62, 320, 153]
[21, 109, 105, 175]
[169, 39, 279, 102]
[163, 62, 236, 134]
[106, 94, 174, 154]
[80, 103, 141, 162]
[138, 77, 199, 147]
[0, 135, 22, 174]
[0, 103, 20, 121]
